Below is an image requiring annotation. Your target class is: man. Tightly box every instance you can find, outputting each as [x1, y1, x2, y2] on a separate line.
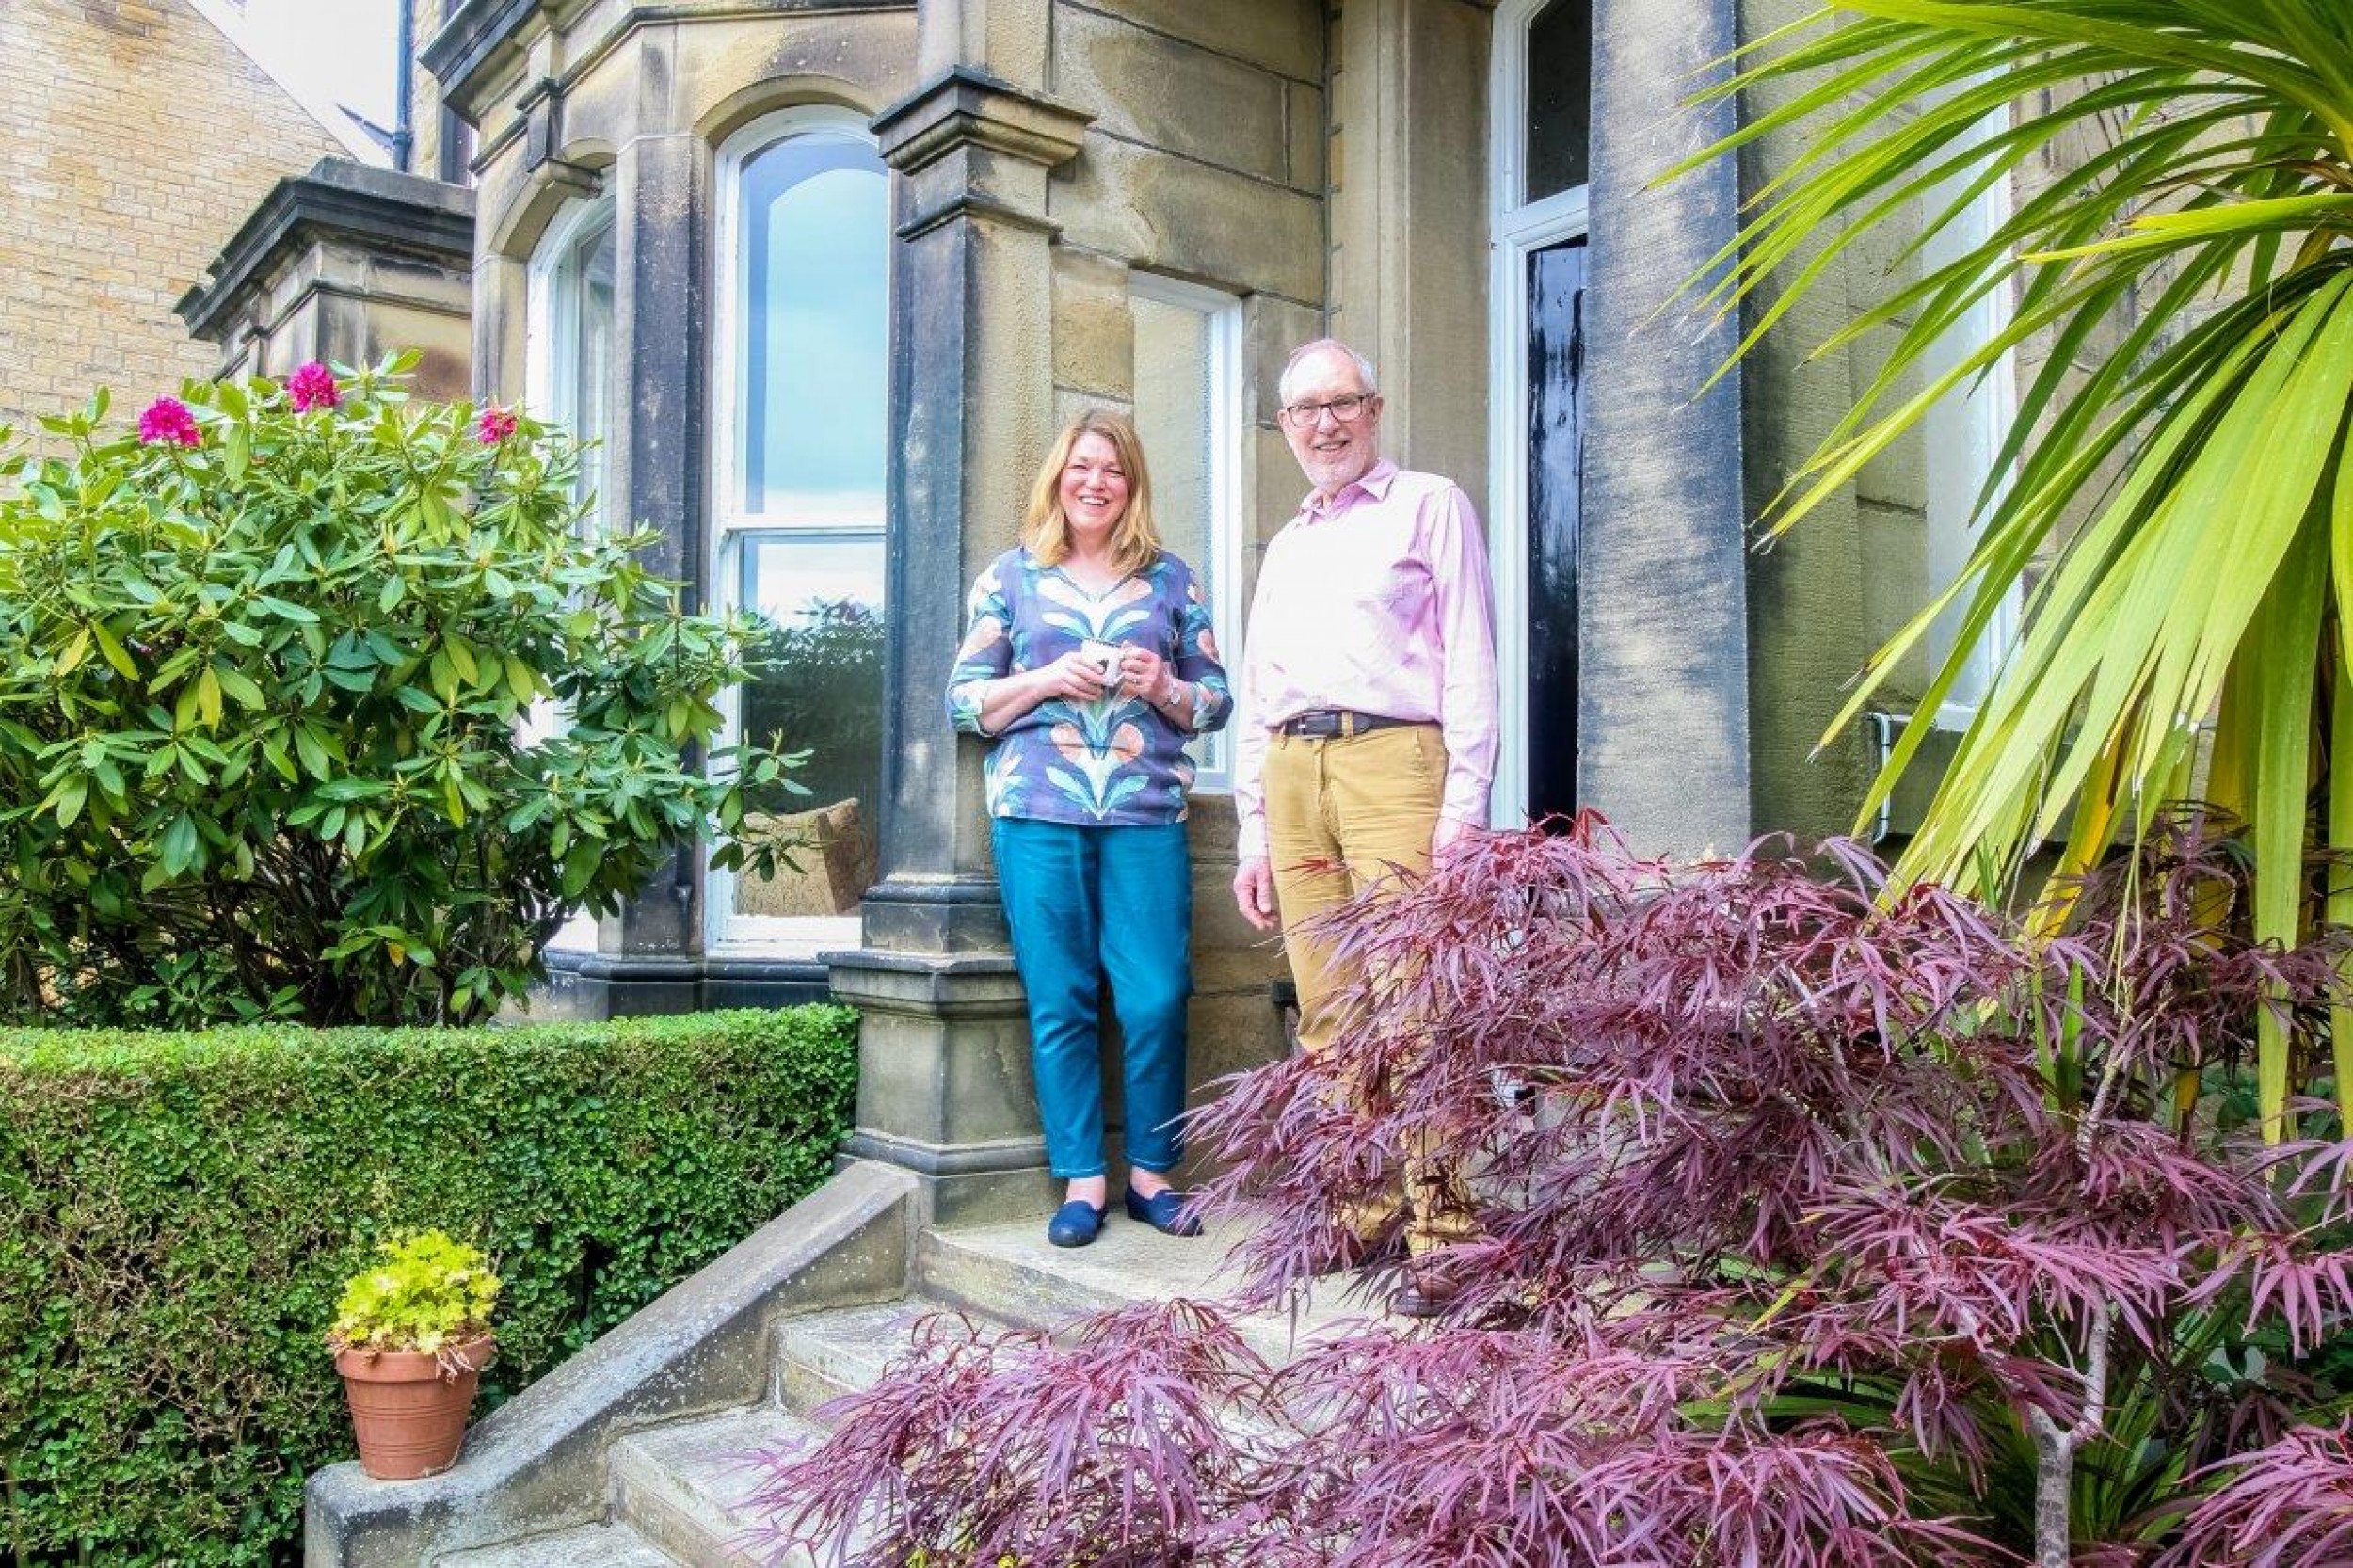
[1230, 338, 1498, 1318]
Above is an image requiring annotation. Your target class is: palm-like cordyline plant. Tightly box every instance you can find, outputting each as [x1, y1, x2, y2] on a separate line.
[1674, 0, 2353, 1138]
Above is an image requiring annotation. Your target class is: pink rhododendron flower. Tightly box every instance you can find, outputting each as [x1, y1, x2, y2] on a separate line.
[287, 361, 340, 412]
[137, 397, 200, 447]
[476, 406, 518, 445]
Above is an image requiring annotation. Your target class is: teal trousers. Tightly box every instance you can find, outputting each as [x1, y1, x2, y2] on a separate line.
[991, 817, 1192, 1179]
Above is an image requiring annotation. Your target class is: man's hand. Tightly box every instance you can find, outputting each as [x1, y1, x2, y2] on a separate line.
[1432, 816, 1473, 861]
[1233, 856, 1278, 931]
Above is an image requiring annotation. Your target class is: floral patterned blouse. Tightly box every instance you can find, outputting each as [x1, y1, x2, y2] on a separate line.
[947, 546, 1233, 825]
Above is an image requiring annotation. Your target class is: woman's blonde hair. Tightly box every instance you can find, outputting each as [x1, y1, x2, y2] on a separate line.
[1021, 410, 1161, 577]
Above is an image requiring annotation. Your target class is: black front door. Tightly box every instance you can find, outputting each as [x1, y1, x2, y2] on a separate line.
[1526, 236, 1588, 824]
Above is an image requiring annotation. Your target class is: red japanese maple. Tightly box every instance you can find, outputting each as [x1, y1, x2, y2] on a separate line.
[754, 813, 2353, 1566]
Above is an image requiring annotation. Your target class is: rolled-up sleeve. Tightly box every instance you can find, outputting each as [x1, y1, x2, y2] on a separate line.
[1424, 485, 1497, 830]
[945, 565, 1013, 736]
[1174, 567, 1233, 736]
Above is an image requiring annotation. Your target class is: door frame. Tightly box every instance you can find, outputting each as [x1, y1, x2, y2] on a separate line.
[1487, 0, 1590, 829]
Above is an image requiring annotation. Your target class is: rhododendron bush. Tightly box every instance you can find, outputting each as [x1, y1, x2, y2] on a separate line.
[757, 817, 2353, 1566]
[0, 360, 799, 1026]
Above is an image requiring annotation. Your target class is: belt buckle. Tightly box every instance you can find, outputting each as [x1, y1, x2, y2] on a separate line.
[1297, 709, 1342, 738]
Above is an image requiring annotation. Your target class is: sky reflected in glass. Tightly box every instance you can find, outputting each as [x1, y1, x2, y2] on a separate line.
[740, 136, 889, 520]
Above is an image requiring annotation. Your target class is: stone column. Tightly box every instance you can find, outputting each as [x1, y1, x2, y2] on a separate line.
[1578, 0, 1751, 856]
[827, 24, 1094, 1223]
[1327, 0, 1496, 497]
[569, 122, 712, 1014]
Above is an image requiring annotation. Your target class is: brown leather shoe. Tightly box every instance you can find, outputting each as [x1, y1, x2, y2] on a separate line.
[1388, 1265, 1464, 1320]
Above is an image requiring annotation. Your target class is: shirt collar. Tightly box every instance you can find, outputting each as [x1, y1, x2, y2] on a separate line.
[1298, 458, 1399, 521]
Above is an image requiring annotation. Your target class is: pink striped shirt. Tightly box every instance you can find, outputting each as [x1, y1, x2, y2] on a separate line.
[1233, 460, 1499, 861]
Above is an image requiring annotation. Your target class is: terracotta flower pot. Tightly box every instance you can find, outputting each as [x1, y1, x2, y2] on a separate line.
[334, 1335, 495, 1481]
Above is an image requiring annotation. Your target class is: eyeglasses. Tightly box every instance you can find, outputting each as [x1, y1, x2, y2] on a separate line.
[1278, 392, 1377, 427]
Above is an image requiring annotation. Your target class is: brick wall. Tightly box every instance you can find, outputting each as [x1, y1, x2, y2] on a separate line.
[0, 0, 340, 441]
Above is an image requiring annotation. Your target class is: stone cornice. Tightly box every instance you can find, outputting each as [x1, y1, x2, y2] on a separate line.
[176, 158, 477, 344]
[424, 0, 916, 107]
[871, 65, 1093, 178]
[419, 0, 541, 103]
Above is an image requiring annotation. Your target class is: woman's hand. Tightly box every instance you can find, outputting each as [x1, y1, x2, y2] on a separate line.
[1035, 649, 1113, 703]
[1116, 647, 1177, 706]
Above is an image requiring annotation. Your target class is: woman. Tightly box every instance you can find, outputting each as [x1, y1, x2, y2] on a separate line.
[947, 410, 1233, 1248]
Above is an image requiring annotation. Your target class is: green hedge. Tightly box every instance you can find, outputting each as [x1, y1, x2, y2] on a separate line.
[0, 1006, 858, 1565]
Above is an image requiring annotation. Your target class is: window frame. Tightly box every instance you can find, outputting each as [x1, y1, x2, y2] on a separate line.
[1128, 270, 1245, 792]
[524, 190, 617, 538]
[1487, 0, 1593, 829]
[523, 189, 619, 955]
[1916, 99, 2023, 728]
[705, 104, 893, 955]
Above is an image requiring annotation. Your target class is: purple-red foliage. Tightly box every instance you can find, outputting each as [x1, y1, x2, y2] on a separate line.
[2157, 1420, 2353, 1565]
[750, 1301, 1271, 1567]
[753, 814, 2353, 1565]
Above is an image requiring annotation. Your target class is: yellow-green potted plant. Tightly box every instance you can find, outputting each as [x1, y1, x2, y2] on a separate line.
[327, 1231, 501, 1480]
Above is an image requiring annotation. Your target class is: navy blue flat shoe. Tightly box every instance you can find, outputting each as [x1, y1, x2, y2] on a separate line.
[1047, 1199, 1107, 1248]
[1123, 1187, 1202, 1238]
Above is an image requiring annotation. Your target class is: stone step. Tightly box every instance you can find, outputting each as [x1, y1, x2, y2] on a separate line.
[591, 1225, 1387, 1568]
[611, 1407, 829, 1568]
[771, 1298, 940, 1417]
[917, 1217, 1374, 1364]
[438, 1522, 680, 1567]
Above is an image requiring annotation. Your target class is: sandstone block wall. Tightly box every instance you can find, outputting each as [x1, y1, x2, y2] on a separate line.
[1041, 0, 1332, 1089]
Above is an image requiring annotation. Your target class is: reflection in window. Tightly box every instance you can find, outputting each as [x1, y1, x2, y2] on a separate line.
[554, 210, 616, 532]
[1526, 0, 1593, 202]
[1131, 277, 1241, 788]
[738, 135, 889, 520]
[732, 535, 887, 919]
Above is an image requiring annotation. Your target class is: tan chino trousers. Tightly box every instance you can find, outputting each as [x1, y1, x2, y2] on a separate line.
[1263, 721, 1475, 1257]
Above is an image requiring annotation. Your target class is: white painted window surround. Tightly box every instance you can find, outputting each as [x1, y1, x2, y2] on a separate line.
[706, 106, 892, 957]
[1128, 273, 1245, 792]
[1487, 0, 1591, 830]
[525, 192, 619, 956]
[1916, 104, 2023, 728]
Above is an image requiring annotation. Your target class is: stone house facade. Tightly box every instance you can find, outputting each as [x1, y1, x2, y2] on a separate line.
[283, 1, 2038, 1555]
[190, 0, 2003, 1222]
[0, 0, 350, 441]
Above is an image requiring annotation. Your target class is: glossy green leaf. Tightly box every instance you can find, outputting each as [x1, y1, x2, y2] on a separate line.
[1674, 0, 2353, 1134]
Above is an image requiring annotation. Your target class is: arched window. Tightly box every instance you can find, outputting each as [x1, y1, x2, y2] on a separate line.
[527, 194, 616, 536]
[1490, 0, 1593, 828]
[523, 193, 620, 955]
[710, 108, 891, 950]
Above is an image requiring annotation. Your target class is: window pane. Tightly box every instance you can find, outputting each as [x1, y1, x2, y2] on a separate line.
[1526, 238, 1588, 822]
[532, 200, 619, 953]
[1131, 290, 1228, 779]
[1133, 295, 1212, 586]
[564, 215, 616, 532]
[1526, 0, 1593, 202]
[739, 136, 889, 520]
[735, 532, 887, 919]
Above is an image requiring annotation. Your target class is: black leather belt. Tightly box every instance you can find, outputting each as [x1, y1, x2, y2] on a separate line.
[1275, 708, 1416, 739]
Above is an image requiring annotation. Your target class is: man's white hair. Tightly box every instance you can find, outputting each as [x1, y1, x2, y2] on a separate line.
[1278, 338, 1380, 406]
